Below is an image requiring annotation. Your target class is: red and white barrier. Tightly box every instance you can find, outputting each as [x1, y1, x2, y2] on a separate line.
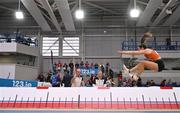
[0, 87, 179, 109]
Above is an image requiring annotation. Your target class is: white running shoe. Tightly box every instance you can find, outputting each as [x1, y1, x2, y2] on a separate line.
[122, 69, 129, 77]
[123, 64, 129, 71]
[131, 74, 139, 81]
[129, 73, 133, 78]
[122, 64, 139, 81]
[123, 64, 129, 75]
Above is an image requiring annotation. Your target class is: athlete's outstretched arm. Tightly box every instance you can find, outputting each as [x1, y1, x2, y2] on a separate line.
[118, 50, 146, 56]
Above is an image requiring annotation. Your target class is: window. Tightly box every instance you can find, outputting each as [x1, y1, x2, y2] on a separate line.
[42, 37, 59, 56]
[63, 37, 79, 56]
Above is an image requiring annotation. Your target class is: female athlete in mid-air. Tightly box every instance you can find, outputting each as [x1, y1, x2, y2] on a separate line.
[118, 32, 165, 81]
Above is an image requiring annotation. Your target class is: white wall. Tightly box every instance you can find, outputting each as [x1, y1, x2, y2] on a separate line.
[0, 64, 38, 80]
[15, 64, 38, 80]
[0, 64, 15, 79]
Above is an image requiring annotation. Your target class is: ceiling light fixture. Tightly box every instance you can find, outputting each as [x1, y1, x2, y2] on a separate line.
[130, 0, 140, 18]
[15, 0, 24, 19]
[75, 0, 84, 20]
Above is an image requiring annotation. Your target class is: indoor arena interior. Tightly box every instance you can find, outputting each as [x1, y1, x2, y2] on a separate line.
[0, 0, 180, 113]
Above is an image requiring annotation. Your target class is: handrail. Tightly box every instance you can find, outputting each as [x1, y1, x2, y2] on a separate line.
[0, 33, 38, 47]
[122, 41, 180, 50]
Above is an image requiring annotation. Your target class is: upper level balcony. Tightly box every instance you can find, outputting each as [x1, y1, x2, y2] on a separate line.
[0, 33, 38, 56]
[0, 42, 39, 57]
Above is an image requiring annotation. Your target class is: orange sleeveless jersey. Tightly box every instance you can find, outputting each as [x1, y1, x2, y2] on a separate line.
[144, 50, 161, 61]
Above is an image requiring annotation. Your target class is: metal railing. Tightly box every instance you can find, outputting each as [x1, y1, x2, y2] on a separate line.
[122, 41, 180, 50]
[0, 33, 38, 47]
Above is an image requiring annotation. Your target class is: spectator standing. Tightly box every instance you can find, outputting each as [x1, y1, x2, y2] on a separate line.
[51, 72, 60, 87]
[37, 74, 45, 82]
[62, 70, 72, 87]
[63, 63, 68, 71]
[94, 63, 99, 69]
[93, 70, 107, 87]
[71, 68, 84, 87]
[46, 72, 51, 83]
[85, 61, 89, 69]
[75, 61, 80, 69]
[117, 71, 123, 87]
[160, 79, 166, 87]
[90, 63, 94, 68]
[80, 61, 84, 68]
[166, 38, 171, 50]
[57, 60, 63, 71]
[69, 60, 74, 75]
[106, 76, 115, 87]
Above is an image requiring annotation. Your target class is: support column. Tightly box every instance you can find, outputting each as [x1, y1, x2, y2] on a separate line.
[37, 31, 43, 74]
[59, 33, 63, 57]
[81, 21, 85, 61]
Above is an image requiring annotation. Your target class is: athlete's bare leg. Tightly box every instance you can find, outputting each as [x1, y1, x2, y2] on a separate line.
[123, 60, 158, 81]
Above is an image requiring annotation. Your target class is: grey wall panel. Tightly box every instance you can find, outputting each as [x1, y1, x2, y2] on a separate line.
[85, 37, 123, 56]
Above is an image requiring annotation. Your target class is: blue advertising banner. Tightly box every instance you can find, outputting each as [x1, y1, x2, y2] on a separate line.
[0, 78, 38, 87]
[80, 68, 99, 75]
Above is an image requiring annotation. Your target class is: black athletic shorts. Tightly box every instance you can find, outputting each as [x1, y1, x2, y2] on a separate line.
[154, 59, 165, 72]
